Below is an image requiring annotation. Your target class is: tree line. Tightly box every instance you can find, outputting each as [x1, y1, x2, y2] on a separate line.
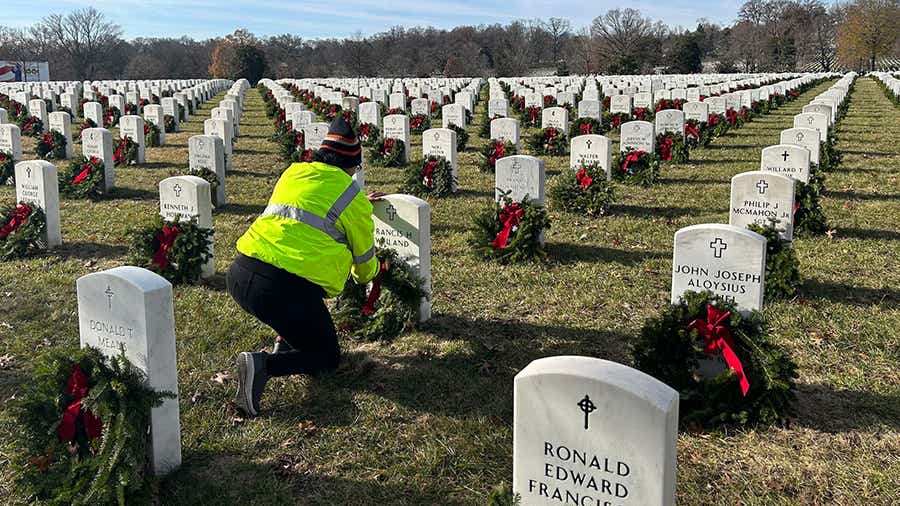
[0, 1, 897, 83]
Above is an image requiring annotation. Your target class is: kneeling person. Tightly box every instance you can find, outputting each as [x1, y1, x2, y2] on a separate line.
[227, 117, 380, 417]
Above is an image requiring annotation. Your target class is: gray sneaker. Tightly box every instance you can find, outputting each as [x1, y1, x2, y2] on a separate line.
[235, 352, 268, 417]
[272, 335, 294, 354]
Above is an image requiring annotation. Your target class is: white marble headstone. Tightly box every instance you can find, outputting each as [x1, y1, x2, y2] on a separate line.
[76, 266, 182, 475]
[570, 135, 612, 180]
[81, 128, 115, 191]
[490, 118, 520, 151]
[143, 104, 166, 145]
[0, 124, 23, 161]
[159, 175, 214, 277]
[779, 128, 821, 166]
[730, 171, 796, 241]
[760, 144, 811, 184]
[48, 111, 74, 159]
[119, 115, 146, 164]
[671, 224, 767, 312]
[514, 356, 678, 506]
[422, 128, 457, 191]
[14, 160, 61, 247]
[496, 155, 545, 205]
[382, 115, 410, 164]
[189, 135, 226, 206]
[541, 107, 569, 136]
[619, 121, 655, 154]
[372, 195, 431, 321]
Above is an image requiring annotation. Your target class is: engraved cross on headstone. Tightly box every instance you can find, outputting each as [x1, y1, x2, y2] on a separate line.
[173, 184, 182, 197]
[577, 394, 596, 430]
[756, 180, 768, 194]
[386, 204, 397, 221]
[795, 132, 804, 142]
[25, 166, 32, 178]
[781, 150, 790, 162]
[709, 237, 728, 258]
[585, 139, 592, 149]
[104, 285, 114, 309]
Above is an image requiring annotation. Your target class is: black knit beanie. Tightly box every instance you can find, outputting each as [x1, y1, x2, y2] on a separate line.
[319, 117, 362, 169]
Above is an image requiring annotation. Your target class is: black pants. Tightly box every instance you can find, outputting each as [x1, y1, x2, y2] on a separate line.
[226, 254, 340, 377]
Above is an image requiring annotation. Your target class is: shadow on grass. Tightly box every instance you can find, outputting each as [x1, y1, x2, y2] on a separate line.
[106, 186, 158, 201]
[825, 190, 900, 202]
[217, 203, 266, 216]
[801, 278, 899, 306]
[659, 175, 724, 185]
[449, 187, 493, 199]
[838, 150, 898, 157]
[227, 169, 276, 179]
[267, 313, 632, 428]
[234, 148, 276, 156]
[615, 203, 707, 218]
[835, 227, 900, 241]
[549, 242, 667, 265]
[159, 450, 469, 505]
[794, 382, 900, 432]
[52, 241, 129, 261]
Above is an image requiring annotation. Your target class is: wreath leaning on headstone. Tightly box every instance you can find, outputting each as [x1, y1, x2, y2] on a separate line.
[409, 114, 430, 134]
[113, 137, 139, 167]
[0, 151, 15, 185]
[58, 156, 106, 200]
[448, 124, 469, 151]
[163, 114, 176, 133]
[332, 247, 427, 341]
[21, 115, 44, 137]
[35, 131, 68, 160]
[527, 127, 567, 156]
[469, 191, 551, 264]
[358, 123, 381, 147]
[613, 149, 660, 187]
[747, 222, 801, 300]
[369, 138, 406, 167]
[632, 291, 798, 428]
[656, 132, 689, 163]
[0, 202, 46, 261]
[794, 168, 828, 237]
[127, 215, 213, 285]
[402, 155, 456, 197]
[78, 118, 98, 142]
[144, 122, 161, 147]
[10, 346, 170, 505]
[684, 119, 709, 148]
[480, 139, 516, 173]
[572, 117, 604, 136]
[548, 162, 615, 217]
[189, 167, 221, 208]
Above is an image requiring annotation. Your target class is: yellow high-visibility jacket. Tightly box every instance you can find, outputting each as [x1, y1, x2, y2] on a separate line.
[236, 161, 379, 297]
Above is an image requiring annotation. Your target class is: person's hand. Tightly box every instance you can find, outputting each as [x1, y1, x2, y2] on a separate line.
[367, 191, 387, 202]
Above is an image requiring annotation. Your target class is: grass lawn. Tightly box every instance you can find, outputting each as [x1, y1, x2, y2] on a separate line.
[1, 77, 898, 505]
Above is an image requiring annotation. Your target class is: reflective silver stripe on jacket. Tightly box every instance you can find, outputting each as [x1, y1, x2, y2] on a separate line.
[353, 246, 375, 264]
[261, 181, 362, 250]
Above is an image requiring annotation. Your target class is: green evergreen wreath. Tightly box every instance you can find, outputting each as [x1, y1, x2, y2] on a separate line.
[190, 167, 221, 208]
[656, 133, 689, 163]
[409, 114, 430, 134]
[613, 149, 660, 187]
[480, 139, 516, 173]
[572, 117, 604, 136]
[632, 291, 798, 428]
[10, 346, 170, 505]
[113, 137, 139, 167]
[274, 128, 304, 161]
[163, 114, 176, 133]
[748, 222, 801, 300]
[102, 106, 120, 128]
[78, 118, 98, 143]
[684, 119, 709, 148]
[358, 123, 381, 147]
[35, 131, 68, 160]
[127, 215, 213, 285]
[0, 150, 15, 185]
[469, 192, 551, 264]
[479, 111, 499, 139]
[402, 155, 456, 197]
[369, 138, 406, 167]
[527, 127, 567, 156]
[794, 168, 828, 237]
[448, 124, 469, 151]
[0, 202, 47, 260]
[58, 156, 106, 199]
[333, 247, 427, 341]
[549, 162, 615, 217]
[144, 122, 161, 147]
[21, 115, 44, 137]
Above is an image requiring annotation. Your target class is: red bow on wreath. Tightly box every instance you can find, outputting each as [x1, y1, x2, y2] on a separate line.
[492, 202, 524, 249]
[580, 123, 592, 135]
[708, 114, 719, 127]
[490, 140, 506, 168]
[422, 160, 438, 188]
[113, 138, 127, 163]
[634, 108, 645, 120]
[529, 107, 539, 125]
[612, 115, 622, 128]
[726, 109, 738, 126]
[687, 304, 750, 396]
[659, 135, 674, 161]
[57, 364, 104, 442]
[294, 132, 305, 148]
[151, 225, 179, 270]
[739, 108, 747, 120]
[685, 122, 700, 141]
[360, 123, 371, 139]
[382, 138, 395, 157]
[621, 150, 645, 173]
[40, 132, 53, 147]
[0, 204, 31, 239]
[73, 161, 94, 184]
[576, 168, 593, 190]
[362, 261, 388, 316]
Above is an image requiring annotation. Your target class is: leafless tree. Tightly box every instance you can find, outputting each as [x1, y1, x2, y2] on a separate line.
[35, 7, 123, 80]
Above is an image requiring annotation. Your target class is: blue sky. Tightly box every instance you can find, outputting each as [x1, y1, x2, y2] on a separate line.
[4, 0, 746, 40]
